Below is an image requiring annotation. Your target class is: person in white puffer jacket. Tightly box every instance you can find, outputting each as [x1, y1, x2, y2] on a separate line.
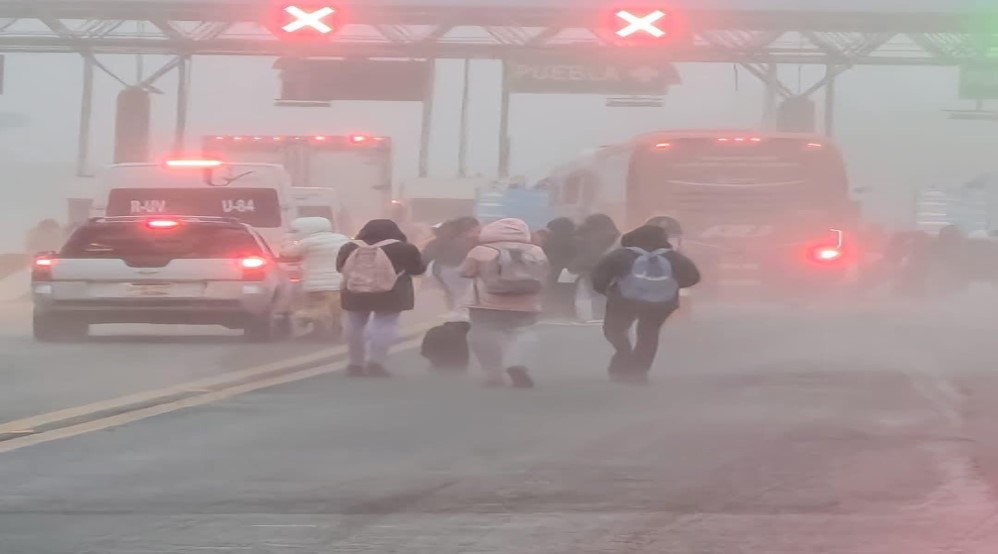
[280, 217, 350, 339]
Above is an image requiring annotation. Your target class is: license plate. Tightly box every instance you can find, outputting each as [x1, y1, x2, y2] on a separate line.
[128, 283, 172, 297]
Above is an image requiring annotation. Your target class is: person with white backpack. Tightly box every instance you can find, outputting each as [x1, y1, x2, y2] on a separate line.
[460, 218, 550, 389]
[336, 219, 426, 377]
[591, 225, 700, 384]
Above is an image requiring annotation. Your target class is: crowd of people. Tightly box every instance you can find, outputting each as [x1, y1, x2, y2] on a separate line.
[280, 213, 700, 388]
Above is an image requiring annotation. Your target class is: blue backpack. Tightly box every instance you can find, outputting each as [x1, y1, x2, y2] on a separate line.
[616, 248, 679, 304]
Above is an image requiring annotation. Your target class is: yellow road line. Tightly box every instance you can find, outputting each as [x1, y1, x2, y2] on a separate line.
[0, 322, 434, 436]
[0, 336, 423, 454]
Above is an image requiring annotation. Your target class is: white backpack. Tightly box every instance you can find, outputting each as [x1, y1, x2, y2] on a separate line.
[342, 240, 400, 293]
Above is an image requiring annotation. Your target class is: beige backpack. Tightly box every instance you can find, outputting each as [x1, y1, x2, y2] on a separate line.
[342, 239, 400, 293]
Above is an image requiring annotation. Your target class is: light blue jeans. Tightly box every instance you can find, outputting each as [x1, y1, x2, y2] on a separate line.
[344, 311, 401, 366]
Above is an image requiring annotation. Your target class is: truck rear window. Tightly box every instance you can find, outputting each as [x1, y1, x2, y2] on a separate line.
[106, 188, 282, 228]
[61, 224, 263, 259]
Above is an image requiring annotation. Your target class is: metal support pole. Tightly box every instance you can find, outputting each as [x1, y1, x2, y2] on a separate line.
[76, 56, 95, 177]
[173, 55, 191, 153]
[457, 58, 471, 178]
[418, 59, 436, 178]
[497, 60, 511, 178]
[824, 64, 837, 136]
[762, 63, 778, 129]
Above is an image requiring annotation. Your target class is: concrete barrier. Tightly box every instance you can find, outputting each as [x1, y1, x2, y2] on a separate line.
[0, 266, 29, 303]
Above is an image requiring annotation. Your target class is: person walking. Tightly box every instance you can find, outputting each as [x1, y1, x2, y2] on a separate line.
[280, 217, 350, 339]
[568, 214, 620, 322]
[336, 219, 426, 377]
[461, 218, 549, 389]
[422, 216, 480, 316]
[541, 217, 577, 319]
[592, 225, 700, 384]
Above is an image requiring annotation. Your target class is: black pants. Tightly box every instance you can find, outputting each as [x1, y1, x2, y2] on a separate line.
[602, 302, 673, 374]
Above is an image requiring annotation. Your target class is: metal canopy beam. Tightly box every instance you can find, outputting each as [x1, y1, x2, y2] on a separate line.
[0, 1, 993, 65]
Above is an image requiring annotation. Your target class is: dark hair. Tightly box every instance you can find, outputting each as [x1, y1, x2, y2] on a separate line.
[546, 217, 576, 235]
[621, 225, 671, 251]
[356, 219, 407, 244]
[579, 213, 619, 235]
[645, 216, 683, 235]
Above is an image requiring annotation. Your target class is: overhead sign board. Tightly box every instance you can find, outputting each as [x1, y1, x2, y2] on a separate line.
[960, 62, 998, 99]
[506, 55, 680, 95]
[277, 58, 431, 102]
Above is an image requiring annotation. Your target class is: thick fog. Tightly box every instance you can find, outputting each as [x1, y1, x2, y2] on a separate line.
[0, 0, 996, 248]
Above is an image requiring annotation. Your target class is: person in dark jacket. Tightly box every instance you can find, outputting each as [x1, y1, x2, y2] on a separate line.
[336, 219, 426, 377]
[592, 225, 700, 384]
[568, 214, 620, 321]
[542, 217, 577, 318]
[421, 216, 480, 313]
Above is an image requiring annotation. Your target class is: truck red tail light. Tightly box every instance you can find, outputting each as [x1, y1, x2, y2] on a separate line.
[811, 246, 843, 262]
[32, 256, 55, 281]
[240, 256, 269, 280]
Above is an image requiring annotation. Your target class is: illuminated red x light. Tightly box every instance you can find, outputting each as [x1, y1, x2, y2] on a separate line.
[282, 5, 336, 34]
[616, 10, 667, 38]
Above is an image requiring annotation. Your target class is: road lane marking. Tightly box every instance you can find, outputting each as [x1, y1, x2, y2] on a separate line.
[0, 323, 433, 438]
[0, 336, 422, 454]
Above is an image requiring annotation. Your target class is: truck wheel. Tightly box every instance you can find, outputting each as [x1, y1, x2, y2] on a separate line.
[33, 312, 88, 342]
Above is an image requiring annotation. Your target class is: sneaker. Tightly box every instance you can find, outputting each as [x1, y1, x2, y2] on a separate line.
[346, 364, 365, 378]
[506, 366, 535, 389]
[365, 363, 392, 378]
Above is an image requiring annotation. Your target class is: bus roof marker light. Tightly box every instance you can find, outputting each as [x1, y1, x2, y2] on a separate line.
[349, 134, 369, 144]
[749, 137, 762, 143]
[165, 159, 224, 168]
[654, 142, 672, 149]
[806, 142, 824, 149]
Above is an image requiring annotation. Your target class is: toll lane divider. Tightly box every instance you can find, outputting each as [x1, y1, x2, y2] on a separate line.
[0, 323, 433, 454]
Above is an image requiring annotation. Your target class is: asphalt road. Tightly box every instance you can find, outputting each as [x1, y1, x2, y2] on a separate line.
[4, 294, 998, 552]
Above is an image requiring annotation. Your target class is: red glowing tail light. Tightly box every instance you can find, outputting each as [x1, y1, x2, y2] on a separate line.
[32, 256, 55, 281]
[146, 219, 181, 230]
[240, 256, 269, 280]
[811, 246, 843, 262]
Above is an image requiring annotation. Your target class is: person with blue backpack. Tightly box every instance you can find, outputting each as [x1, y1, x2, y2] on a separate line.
[591, 225, 700, 384]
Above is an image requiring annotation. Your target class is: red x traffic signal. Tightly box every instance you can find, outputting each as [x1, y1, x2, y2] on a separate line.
[266, 3, 341, 40]
[601, 7, 688, 45]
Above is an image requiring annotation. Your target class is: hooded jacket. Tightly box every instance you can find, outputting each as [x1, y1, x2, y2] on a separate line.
[568, 214, 621, 275]
[280, 217, 350, 292]
[422, 217, 480, 269]
[460, 218, 549, 313]
[591, 225, 701, 311]
[336, 219, 426, 312]
[542, 217, 577, 278]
